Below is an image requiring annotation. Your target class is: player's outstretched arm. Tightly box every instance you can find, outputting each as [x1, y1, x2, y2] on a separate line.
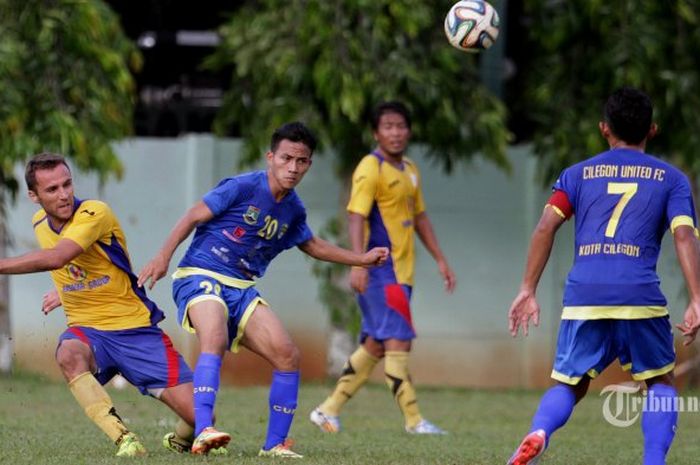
[298, 236, 389, 267]
[137, 201, 214, 289]
[42, 289, 62, 315]
[672, 225, 700, 345]
[414, 212, 456, 293]
[0, 239, 82, 275]
[508, 207, 565, 337]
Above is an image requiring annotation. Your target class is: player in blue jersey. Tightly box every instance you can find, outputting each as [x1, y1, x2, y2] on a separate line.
[137, 122, 389, 457]
[506, 87, 700, 465]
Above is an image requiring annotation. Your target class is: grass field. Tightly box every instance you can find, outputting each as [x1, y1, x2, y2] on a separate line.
[3, 372, 700, 464]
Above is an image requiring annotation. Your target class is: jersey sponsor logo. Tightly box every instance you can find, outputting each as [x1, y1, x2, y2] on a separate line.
[66, 263, 87, 281]
[389, 179, 400, 188]
[211, 246, 231, 263]
[277, 224, 288, 240]
[243, 205, 261, 225]
[80, 209, 96, 216]
[193, 386, 217, 394]
[272, 404, 296, 414]
[222, 226, 246, 243]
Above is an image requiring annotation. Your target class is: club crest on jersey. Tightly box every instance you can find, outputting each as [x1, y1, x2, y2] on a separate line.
[66, 263, 87, 281]
[243, 205, 261, 225]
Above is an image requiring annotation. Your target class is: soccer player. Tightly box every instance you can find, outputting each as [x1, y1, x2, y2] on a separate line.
[310, 101, 457, 435]
[4, 153, 202, 457]
[137, 121, 389, 457]
[506, 87, 700, 465]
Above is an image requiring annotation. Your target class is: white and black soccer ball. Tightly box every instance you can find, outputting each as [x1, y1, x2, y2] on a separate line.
[444, 0, 500, 53]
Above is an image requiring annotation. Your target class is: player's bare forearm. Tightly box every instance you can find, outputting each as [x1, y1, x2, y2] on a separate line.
[414, 212, 446, 262]
[673, 225, 700, 302]
[415, 212, 456, 292]
[519, 208, 565, 292]
[299, 236, 388, 267]
[0, 239, 82, 275]
[138, 201, 214, 288]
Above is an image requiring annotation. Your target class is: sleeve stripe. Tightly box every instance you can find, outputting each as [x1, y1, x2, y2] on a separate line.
[545, 204, 567, 219]
[670, 215, 699, 237]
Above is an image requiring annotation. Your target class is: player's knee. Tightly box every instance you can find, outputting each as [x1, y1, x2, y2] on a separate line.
[55, 342, 91, 379]
[274, 342, 300, 371]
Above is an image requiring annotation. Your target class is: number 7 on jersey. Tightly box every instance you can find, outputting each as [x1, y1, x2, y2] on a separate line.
[605, 182, 638, 238]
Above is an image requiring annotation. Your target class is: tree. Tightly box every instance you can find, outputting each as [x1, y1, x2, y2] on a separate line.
[206, 0, 511, 373]
[0, 0, 140, 373]
[518, 0, 700, 184]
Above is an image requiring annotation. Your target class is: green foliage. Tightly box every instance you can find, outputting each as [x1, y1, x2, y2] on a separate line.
[0, 0, 141, 191]
[206, 0, 511, 176]
[523, 0, 700, 183]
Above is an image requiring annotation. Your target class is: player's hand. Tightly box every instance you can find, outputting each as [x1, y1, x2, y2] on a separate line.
[437, 259, 456, 294]
[508, 289, 541, 337]
[361, 247, 389, 267]
[41, 289, 62, 315]
[350, 266, 369, 294]
[137, 254, 169, 290]
[676, 300, 700, 345]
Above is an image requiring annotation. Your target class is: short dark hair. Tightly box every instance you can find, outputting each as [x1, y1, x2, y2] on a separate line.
[25, 153, 71, 191]
[604, 87, 653, 145]
[370, 101, 412, 130]
[270, 122, 317, 154]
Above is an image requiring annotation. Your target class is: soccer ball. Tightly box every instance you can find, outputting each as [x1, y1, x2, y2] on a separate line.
[444, 0, 500, 53]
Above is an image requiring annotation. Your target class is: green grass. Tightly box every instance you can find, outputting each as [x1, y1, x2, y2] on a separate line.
[2, 372, 700, 464]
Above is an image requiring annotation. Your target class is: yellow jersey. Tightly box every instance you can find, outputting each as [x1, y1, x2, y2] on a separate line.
[33, 199, 164, 330]
[347, 152, 426, 285]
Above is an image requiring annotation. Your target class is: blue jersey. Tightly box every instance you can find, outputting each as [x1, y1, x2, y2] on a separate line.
[554, 148, 697, 319]
[178, 170, 313, 280]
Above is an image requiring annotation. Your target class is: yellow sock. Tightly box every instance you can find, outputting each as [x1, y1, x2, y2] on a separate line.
[319, 346, 379, 416]
[175, 418, 194, 442]
[68, 372, 130, 443]
[384, 351, 422, 429]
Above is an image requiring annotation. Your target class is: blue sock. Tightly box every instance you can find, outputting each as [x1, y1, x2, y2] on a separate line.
[263, 370, 299, 450]
[193, 352, 222, 436]
[642, 384, 678, 465]
[530, 384, 576, 445]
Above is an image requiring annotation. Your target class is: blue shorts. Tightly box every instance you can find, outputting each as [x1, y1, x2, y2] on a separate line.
[58, 325, 193, 396]
[172, 273, 266, 352]
[552, 317, 675, 385]
[358, 282, 415, 341]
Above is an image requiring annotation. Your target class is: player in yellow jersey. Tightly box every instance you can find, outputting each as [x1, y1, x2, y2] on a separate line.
[311, 101, 457, 434]
[3, 153, 210, 456]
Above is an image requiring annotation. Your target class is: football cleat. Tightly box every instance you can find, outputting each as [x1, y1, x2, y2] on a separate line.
[162, 432, 192, 454]
[309, 407, 341, 433]
[258, 439, 303, 458]
[507, 429, 546, 465]
[191, 427, 231, 455]
[116, 432, 147, 457]
[405, 419, 447, 435]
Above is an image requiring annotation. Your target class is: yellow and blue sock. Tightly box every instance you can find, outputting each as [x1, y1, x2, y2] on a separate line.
[642, 383, 677, 465]
[68, 372, 129, 443]
[263, 370, 299, 450]
[530, 384, 576, 445]
[384, 351, 422, 429]
[193, 352, 222, 436]
[319, 346, 379, 416]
